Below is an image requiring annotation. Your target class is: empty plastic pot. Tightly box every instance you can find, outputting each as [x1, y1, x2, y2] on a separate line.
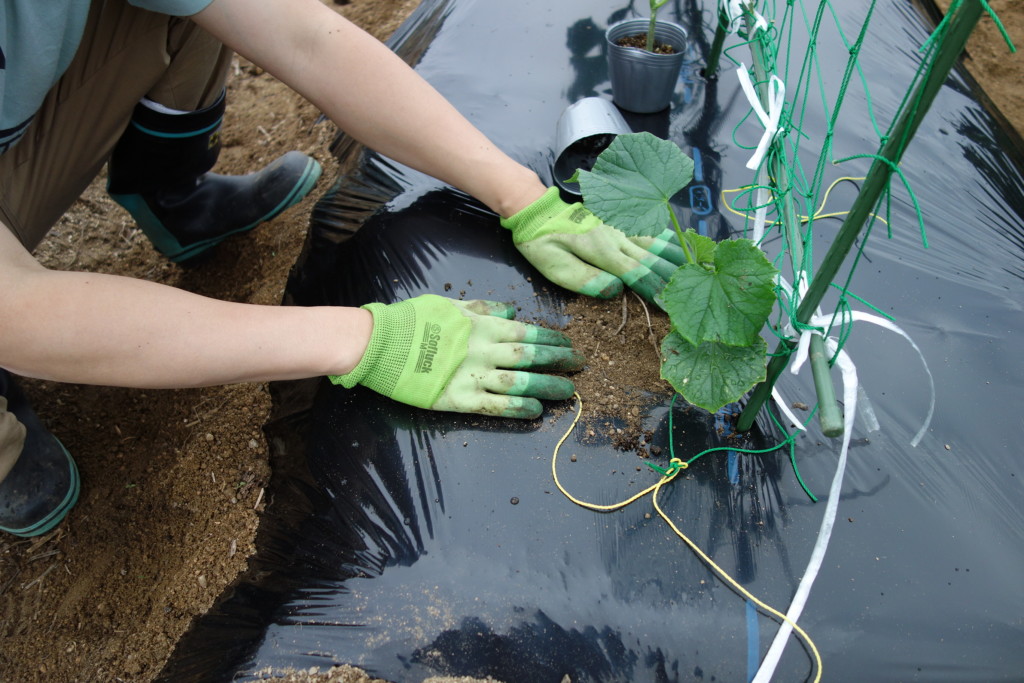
[552, 97, 633, 196]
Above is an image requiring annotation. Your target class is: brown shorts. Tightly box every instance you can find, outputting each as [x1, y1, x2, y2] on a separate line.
[0, 0, 232, 482]
[0, 0, 232, 252]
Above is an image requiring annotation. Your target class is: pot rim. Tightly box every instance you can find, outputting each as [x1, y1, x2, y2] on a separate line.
[605, 17, 689, 52]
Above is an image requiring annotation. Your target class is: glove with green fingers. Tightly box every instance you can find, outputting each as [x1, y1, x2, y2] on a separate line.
[329, 294, 584, 419]
[500, 187, 687, 306]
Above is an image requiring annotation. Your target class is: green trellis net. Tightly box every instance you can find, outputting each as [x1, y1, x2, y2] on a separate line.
[704, 0, 1015, 433]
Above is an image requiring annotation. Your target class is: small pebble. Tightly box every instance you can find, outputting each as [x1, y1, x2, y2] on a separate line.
[510, 497, 520, 505]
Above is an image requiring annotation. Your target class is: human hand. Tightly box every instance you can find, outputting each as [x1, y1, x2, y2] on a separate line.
[500, 187, 686, 305]
[329, 294, 583, 419]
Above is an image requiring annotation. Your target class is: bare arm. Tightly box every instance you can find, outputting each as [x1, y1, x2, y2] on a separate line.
[2, 0, 549, 390]
[192, 0, 548, 218]
[0, 225, 371, 388]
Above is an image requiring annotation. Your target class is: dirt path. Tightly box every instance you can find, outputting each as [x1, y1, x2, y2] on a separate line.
[0, 1, 1019, 681]
[0, 2, 418, 681]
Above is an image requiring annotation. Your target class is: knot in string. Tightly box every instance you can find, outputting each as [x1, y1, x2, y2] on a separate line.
[791, 319, 824, 336]
[646, 458, 687, 478]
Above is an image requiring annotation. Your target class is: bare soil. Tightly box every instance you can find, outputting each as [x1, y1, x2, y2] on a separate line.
[0, 1, 1020, 681]
[562, 295, 672, 450]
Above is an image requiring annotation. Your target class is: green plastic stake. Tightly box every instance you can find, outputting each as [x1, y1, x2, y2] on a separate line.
[704, 9, 731, 78]
[737, 0, 986, 433]
[809, 335, 844, 437]
[744, 9, 846, 438]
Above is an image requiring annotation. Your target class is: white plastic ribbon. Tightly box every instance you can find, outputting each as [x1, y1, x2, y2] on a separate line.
[790, 309, 935, 447]
[752, 335, 858, 683]
[720, 0, 769, 33]
[751, 172, 771, 244]
[770, 385, 808, 432]
[753, 306, 935, 682]
[737, 64, 786, 171]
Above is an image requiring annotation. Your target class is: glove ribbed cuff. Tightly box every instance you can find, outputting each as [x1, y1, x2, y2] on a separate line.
[500, 187, 576, 244]
[329, 302, 411, 394]
[328, 296, 472, 410]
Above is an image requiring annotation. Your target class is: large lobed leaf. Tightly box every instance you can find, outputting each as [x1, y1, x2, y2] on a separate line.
[571, 132, 694, 237]
[660, 331, 768, 413]
[663, 238, 777, 347]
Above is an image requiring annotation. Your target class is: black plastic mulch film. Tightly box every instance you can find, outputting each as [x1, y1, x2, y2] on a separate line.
[160, 1, 1024, 681]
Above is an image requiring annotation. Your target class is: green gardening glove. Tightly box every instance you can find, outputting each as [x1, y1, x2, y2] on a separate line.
[501, 187, 687, 305]
[329, 294, 584, 419]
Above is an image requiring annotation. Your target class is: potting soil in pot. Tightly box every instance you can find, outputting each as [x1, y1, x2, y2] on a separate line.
[159, 1, 1024, 681]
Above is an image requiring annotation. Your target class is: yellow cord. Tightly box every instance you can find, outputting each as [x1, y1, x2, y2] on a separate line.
[552, 393, 823, 683]
[721, 175, 889, 231]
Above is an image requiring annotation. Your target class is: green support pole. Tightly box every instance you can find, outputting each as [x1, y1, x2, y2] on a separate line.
[704, 10, 731, 78]
[744, 9, 845, 436]
[808, 335, 842, 434]
[737, 0, 985, 433]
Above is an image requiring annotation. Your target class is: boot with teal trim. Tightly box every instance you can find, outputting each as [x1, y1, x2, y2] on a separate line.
[0, 371, 80, 538]
[107, 90, 322, 263]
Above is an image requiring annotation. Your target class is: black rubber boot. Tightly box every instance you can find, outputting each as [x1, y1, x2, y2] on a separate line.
[107, 90, 322, 263]
[0, 371, 79, 538]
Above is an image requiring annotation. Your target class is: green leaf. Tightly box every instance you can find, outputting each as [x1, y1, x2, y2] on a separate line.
[576, 132, 694, 237]
[663, 238, 777, 347]
[660, 331, 768, 413]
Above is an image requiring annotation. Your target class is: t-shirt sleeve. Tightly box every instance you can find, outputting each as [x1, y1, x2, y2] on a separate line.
[128, 0, 216, 17]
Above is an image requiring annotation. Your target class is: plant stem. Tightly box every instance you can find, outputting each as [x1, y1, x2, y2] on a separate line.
[737, 0, 985, 433]
[647, 0, 670, 53]
[668, 208, 695, 264]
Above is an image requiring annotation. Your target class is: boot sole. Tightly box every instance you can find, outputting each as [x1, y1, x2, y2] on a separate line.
[111, 156, 323, 263]
[0, 437, 80, 538]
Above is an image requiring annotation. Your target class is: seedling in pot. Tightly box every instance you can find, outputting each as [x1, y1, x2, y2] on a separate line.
[647, 0, 671, 52]
[613, 0, 679, 54]
[569, 132, 778, 413]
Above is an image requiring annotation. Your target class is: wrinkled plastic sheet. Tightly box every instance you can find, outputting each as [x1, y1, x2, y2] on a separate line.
[160, 1, 1024, 681]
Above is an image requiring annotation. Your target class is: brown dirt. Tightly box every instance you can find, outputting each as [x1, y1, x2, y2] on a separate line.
[937, 0, 1024, 136]
[562, 294, 672, 450]
[0, 1, 1020, 681]
[615, 33, 679, 54]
